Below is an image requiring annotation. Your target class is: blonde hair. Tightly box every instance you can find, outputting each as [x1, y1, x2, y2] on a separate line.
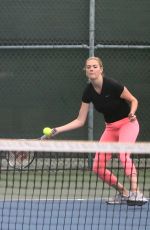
[84, 56, 104, 75]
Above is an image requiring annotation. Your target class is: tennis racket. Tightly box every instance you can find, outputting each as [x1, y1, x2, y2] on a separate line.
[6, 150, 35, 170]
[6, 135, 47, 170]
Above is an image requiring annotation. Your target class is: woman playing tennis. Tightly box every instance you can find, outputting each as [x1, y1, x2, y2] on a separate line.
[49, 56, 148, 205]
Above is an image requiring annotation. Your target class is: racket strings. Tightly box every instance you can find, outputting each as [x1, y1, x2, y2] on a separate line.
[7, 151, 35, 169]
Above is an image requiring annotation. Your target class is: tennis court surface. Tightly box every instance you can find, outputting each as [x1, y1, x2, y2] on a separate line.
[0, 140, 149, 230]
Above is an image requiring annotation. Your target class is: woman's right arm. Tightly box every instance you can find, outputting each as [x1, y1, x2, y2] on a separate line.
[54, 102, 90, 135]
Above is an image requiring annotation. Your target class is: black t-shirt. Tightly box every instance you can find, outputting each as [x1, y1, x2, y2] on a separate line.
[82, 77, 130, 123]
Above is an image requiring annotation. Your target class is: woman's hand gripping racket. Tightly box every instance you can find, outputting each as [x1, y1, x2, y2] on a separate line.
[6, 127, 57, 170]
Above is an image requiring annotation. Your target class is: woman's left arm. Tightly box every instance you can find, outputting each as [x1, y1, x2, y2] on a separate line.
[120, 87, 138, 121]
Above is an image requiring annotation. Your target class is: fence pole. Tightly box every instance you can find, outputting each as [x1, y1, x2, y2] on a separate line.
[88, 0, 95, 169]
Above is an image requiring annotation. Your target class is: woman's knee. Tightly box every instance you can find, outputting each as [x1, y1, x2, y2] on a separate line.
[92, 163, 105, 176]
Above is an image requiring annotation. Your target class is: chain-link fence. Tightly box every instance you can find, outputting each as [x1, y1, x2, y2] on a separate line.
[0, 0, 150, 140]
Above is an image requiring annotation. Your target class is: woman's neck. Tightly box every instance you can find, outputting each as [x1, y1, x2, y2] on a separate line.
[91, 76, 103, 94]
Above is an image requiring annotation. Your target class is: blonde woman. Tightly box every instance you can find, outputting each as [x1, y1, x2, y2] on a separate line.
[49, 57, 148, 206]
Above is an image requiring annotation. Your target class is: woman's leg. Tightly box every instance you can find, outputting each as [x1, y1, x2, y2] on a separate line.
[93, 126, 129, 195]
[118, 119, 139, 192]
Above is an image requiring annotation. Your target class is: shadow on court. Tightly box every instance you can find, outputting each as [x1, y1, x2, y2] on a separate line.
[0, 200, 149, 230]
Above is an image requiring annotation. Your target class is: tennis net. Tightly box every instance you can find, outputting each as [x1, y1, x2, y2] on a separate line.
[0, 139, 149, 230]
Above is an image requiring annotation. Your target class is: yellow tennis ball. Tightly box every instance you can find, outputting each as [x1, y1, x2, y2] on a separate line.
[43, 127, 52, 136]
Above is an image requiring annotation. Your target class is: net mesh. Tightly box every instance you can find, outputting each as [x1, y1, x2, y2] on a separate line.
[0, 139, 149, 230]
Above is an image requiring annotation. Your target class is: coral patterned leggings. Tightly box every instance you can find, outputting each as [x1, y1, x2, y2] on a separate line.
[93, 117, 139, 186]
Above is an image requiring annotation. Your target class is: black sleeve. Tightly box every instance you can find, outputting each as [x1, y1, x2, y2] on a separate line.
[110, 78, 124, 96]
[82, 84, 92, 103]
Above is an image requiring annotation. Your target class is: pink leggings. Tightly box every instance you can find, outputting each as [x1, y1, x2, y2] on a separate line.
[93, 117, 139, 186]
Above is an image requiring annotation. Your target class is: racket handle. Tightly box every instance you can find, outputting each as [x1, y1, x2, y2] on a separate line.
[40, 135, 49, 140]
[40, 128, 58, 140]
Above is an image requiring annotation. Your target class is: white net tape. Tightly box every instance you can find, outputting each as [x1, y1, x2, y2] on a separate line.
[0, 139, 150, 170]
[0, 139, 150, 153]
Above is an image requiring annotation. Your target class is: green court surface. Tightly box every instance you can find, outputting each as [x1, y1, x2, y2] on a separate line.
[0, 168, 149, 200]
